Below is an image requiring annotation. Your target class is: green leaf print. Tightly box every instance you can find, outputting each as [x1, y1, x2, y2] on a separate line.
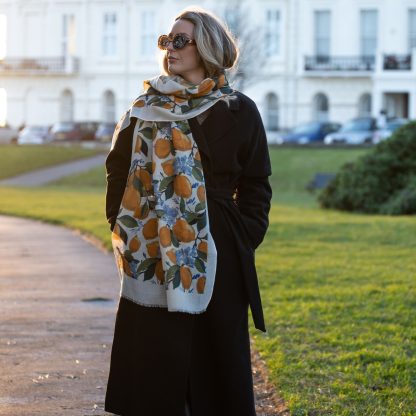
[118, 215, 138, 229]
[166, 264, 180, 281]
[197, 215, 207, 231]
[143, 262, 157, 281]
[195, 258, 206, 273]
[197, 249, 207, 262]
[139, 127, 154, 140]
[141, 139, 148, 156]
[195, 201, 206, 212]
[116, 224, 128, 245]
[192, 167, 203, 181]
[172, 269, 181, 289]
[133, 176, 144, 193]
[171, 229, 179, 248]
[137, 257, 159, 274]
[180, 197, 186, 214]
[159, 176, 174, 192]
[165, 182, 174, 199]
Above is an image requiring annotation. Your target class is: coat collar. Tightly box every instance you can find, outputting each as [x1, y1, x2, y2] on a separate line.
[189, 92, 239, 163]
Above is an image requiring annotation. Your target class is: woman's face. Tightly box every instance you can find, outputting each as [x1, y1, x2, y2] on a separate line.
[165, 19, 205, 84]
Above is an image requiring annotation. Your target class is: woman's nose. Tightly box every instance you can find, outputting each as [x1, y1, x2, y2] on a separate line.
[166, 41, 175, 52]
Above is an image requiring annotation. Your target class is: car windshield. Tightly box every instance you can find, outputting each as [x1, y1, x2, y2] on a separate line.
[23, 126, 48, 133]
[340, 119, 373, 132]
[386, 121, 406, 131]
[52, 123, 74, 132]
[291, 122, 320, 135]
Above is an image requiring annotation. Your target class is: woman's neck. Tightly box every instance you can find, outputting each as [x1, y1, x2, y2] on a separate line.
[180, 68, 206, 85]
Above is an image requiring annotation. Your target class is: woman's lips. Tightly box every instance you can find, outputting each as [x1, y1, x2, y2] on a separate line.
[168, 57, 178, 63]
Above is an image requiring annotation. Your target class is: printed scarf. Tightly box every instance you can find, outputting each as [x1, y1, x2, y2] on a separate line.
[110, 73, 232, 314]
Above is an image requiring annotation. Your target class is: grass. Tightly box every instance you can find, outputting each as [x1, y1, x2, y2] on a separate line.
[0, 144, 104, 179]
[0, 145, 415, 414]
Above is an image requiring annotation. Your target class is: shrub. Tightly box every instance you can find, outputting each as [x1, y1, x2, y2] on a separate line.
[318, 121, 416, 214]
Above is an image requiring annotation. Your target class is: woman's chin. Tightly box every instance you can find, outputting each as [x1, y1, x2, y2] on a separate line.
[167, 63, 180, 74]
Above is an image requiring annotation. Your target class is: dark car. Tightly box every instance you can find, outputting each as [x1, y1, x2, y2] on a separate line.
[49, 121, 99, 142]
[281, 121, 341, 144]
[94, 122, 117, 142]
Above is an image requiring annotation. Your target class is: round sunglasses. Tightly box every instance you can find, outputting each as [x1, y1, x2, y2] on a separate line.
[157, 33, 196, 50]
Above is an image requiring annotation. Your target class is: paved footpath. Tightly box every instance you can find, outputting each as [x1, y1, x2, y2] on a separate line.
[0, 215, 118, 416]
[0, 214, 288, 416]
[0, 154, 107, 187]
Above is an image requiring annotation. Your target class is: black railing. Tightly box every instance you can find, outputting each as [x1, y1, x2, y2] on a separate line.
[383, 54, 412, 70]
[0, 57, 80, 74]
[304, 56, 375, 72]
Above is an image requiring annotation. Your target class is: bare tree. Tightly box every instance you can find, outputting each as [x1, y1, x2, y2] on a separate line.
[223, 1, 266, 92]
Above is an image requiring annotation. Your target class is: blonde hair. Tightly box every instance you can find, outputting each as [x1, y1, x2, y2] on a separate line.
[162, 7, 239, 78]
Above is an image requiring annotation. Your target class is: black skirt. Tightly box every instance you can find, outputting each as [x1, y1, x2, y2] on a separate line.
[105, 217, 256, 416]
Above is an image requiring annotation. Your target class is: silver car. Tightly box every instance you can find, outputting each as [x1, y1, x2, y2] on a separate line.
[324, 117, 377, 145]
[18, 125, 52, 145]
[372, 118, 409, 144]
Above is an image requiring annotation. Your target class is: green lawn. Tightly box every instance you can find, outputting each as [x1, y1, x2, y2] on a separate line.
[0, 145, 415, 415]
[0, 144, 104, 179]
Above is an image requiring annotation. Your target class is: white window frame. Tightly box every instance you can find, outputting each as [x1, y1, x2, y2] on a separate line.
[102, 12, 118, 57]
[314, 10, 331, 58]
[140, 10, 157, 58]
[408, 9, 416, 52]
[265, 9, 281, 58]
[62, 14, 76, 56]
[265, 93, 279, 131]
[313, 93, 329, 122]
[360, 9, 378, 57]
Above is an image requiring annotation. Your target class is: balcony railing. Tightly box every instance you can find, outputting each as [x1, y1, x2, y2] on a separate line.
[304, 56, 375, 72]
[0, 56, 80, 74]
[383, 54, 412, 70]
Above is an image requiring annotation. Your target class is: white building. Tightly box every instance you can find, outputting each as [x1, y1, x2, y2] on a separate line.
[1, 0, 416, 132]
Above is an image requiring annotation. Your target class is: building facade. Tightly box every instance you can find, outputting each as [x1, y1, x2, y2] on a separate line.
[1, 0, 416, 132]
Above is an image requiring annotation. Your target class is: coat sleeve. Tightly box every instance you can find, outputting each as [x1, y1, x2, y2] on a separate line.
[105, 116, 135, 231]
[236, 104, 273, 250]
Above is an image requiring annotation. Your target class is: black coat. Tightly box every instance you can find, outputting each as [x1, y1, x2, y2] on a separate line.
[105, 91, 272, 332]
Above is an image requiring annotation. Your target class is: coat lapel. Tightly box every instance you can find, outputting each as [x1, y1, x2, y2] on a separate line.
[189, 93, 240, 162]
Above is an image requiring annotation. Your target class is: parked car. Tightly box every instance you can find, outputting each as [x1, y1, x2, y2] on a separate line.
[372, 118, 409, 143]
[281, 121, 341, 144]
[0, 124, 19, 144]
[324, 117, 377, 145]
[18, 125, 52, 145]
[94, 122, 117, 142]
[49, 121, 99, 142]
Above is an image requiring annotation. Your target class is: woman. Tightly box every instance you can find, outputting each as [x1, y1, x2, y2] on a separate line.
[104, 7, 272, 416]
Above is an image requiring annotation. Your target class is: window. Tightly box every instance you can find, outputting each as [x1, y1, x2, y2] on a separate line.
[140, 11, 157, 57]
[103, 90, 116, 122]
[358, 93, 372, 117]
[60, 89, 74, 122]
[0, 14, 6, 59]
[314, 11, 331, 58]
[409, 9, 416, 51]
[313, 93, 329, 122]
[360, 10, 378, 57]
[103, 13, 117, 57]
[62, 14, 76, 56]
[265, 9, 280, 57]
[265, 93, 279, 131]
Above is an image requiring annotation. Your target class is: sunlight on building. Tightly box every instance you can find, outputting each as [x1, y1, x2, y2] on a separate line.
[0, 14, 6, 59]
[0, 89, 6, 126]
